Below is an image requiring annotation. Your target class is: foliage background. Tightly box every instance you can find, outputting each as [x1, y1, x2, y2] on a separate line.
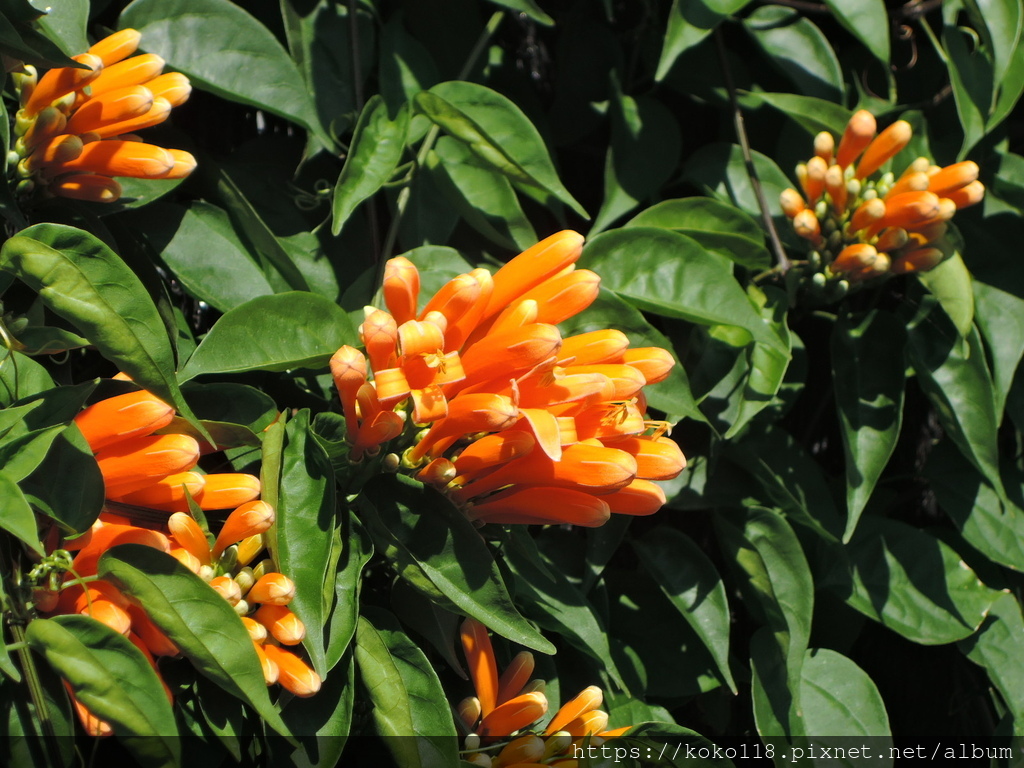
[2, 0, 1024, 766]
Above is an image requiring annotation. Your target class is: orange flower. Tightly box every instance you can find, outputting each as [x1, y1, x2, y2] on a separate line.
[12, 28, 195, 203]
[330, 231, 685, 527]
[781, 111, 984, 287]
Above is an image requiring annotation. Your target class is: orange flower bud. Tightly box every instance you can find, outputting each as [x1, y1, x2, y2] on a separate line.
[498, 734, 545, 765]
[458, 696, 482, 730]
[262, 645, 321, 697]
[566, 364, 645, 401]
[241, 616, 268, 644]
[50, 174, 122, 202]
[416, 456, 457, 488]
[609, 435, 686, 480]
[24, 53, 103, 116]
[478, 692, 548, 740]
[108, 470, 205, 511]
[831, 243, 878, 274]
[516, 270, 601, 326]
[88, 53, 166, 97]
[409, 393, 519, 463]
[792, 208, 820, 242]
[460, 324, 562, 384]
[927, 161, 979, 197]
[602, 478, 668, 516]
[144, 72, 191, 107]
[360, 309, 399, 371]
[212, 500, 275, 559]
[88, 29, 142, 67]
[247, 572, 296, 606]
[194, 473, 261, 510]
[856, 120, 912, 179]
[779, 188, 806, 219]
[23, 106, 67, 149]
[814, 131, 834, 164]
[159, 149, 197, 180]
[873, 226, 909, 253]
[497, 651, 536, 705]
[253, 604, 305, 645]
[82, 96, 172, 140]
[461, 618, 499, 716]
[546, 686, 603, 735]
[452, 432, 536, 480]
[563, 710, 609, 738]
[25, 134, 84, 171]
[65, 85, 154, 135]
[419, 272, 484, 329]
[79, 597, 132, 635]
[168, 512, 212, 567]
[383, 256, 420, 326]
[824, 164, 847, 213]
[482, 230, 584, 322]
[74, 390, 176, 452]
[801, 156, 827, 203]
[574, 402, 646, 441]
[487, 299, 540, 337]
[836, 110, 876, 170]
[253, 641, 279, 685]
[48, 139, 175, 178]
[944, 180, 985, 209]
[886, 171, 930, 199]
[621, 347, 675, 385]
[871, 191, 941, 236]
[95, 433, 200, 497]
[209, 575, 242, 606]
[236, 533, 265, 567]
[849, 198, 886, 233]
[558, 330, 630, 366]
[892, 246, 945, 274]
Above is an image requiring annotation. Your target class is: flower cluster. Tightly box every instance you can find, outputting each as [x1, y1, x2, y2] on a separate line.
[456, 618, 628, 767]
[781, 110, 984, 292]
[330, 231, 686, 527]
[10, 28, 194, 203]
[36, 386, 318, 736]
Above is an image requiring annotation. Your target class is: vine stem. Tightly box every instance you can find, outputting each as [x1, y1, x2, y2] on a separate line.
[376, 10, 506, 286]
[714, 28, 791, 273]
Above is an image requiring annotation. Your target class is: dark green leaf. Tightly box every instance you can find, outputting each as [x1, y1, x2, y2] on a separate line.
[633, 526, 736, 693]
[20, 424, 103, 535]
[917, 252, 974, 338]
[832, 310, 906, 538]
[744, 5, 844, 101]
[741, 92, 852, 137]
[354, 610, 459, 768]
[415, 81, 587, 217]
[940, 23, 992, 156]
[0, 351, 53, 407]
[358, 475, 554, 654]
[972, 279, 1024, 418]
[33, 0, 89, 56]
[0, 471, 41, 553]
[180, 292, 357, 380]
[801, 648, 892, 746]
[325, 508, 373, 671]
[275, 652, 355, 768]
[822, 0, 890, 66]
[26, 615, 179, 768]
[656, 0, 751, 80]
[98, 544, 293, 740]
[958, 593, 1024, 730]
[621, 722, 736, 767]
[332, 96, 409, 235]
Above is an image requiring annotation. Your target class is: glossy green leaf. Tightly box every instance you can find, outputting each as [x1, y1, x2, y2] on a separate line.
[26, 615, 179, 768]
[0, 224, 198, 429]
[325, 508, 372, 671]
[0, 7, 76, 68]
[276, 410, 336, 676]
[906, 299, 1003, 499]
[556, 287, 703, 423]
[750, 626, 804, 743]
[180, 292, 357, 380]
[0, 424, 62, 484]
[354, 610, 459, 768]
[655, 0, 751, 80]
[728, 429, 844, 542]
[133, 202, 274, 313]
[358, 474, 554, 654]
[842, 517, 1001, 644]
[927, 440, 1024, 572]
[741, 92, 852, 137]
[581, 228, 787, 354]
[822, 0, 890, 66]
[120, 0, 326, 143]
[20, 424, 103, 535]
[917, 252, 974, 338]
[832, 310, 906, 538]
[275, 652, 355, 768]
[98, 544, 293, 740]
[0, 653, 75, 766]
[633, 526, 736, 693]
[505, 527, 625, 689]
[429, 136, 537, 250]
[390, 579, 465, 676]
[332, 96, 409, 235]
[800, 648, 892, 746]
[415, 81, 587, 217]
[958, 593, 1024, 732]
[626, 197, 771, 269]
[0, 471, 41, 553]
[33, 0, 88, 56]
[619, 722, 736, 766]
[940, 23, 992, 156]
[972, 279, 1024, 418]
[0, 351, 53, 407]
[378, 15, 440, 115]
[744, 5, 844, 101]
[592, 90, 681, 234]
[182, 382, 278, 433]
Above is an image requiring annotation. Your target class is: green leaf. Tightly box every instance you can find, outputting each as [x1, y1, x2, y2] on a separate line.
[33, 0, 88, 56]
[26, 615, 180, 768]
[750, 626, 804, 743]
[906, 299, 1003, 499]
[0, 224, 199, 431]
[744, 5, 844, 101]
[120, 0, 327, 143]
[832, 310, 906, 538]
[958, 593, 1024, 732]
[800, 648, 892, 746]
[618, 722, 736, 767]
[728, 429, 844, 542]
[132, 202, 274, 313]
[276, 410, 336, 676]
[556, 287, 703, 423]
[926, 440, 1024, 572]
[633, 526, 736, 693]
[0, 351, 53, 407]
[917, 252, 974, 338]
[357, 474, 554, 655]
[505, 527, 625, 689]
[324, 508, 373, 670]
[429, 136, 538, 251]
[741, 92, 852, 137]
[182, 382, 278, 433]
[0, 471, 41, 553]
[626, 197, 771, 270]
[822, 0, 890, 66]
[332, 96, 410, 235]
[592, 89, 682, 234]
[354, 610, 459, 768]
[415, 81, 587, 218]
[274, 651, 355, 768]
[655, 0, 751, 80]
[581, 228, 787, 354]
[972, 279, 1024, 418]
[841, 517, 1001, 644]
[98, 544, 293, 740]
[180, 292, 357, 380]
[940, 23, 992, 156]
[0, 424, 63, 483]
[20, 424, 103, 535]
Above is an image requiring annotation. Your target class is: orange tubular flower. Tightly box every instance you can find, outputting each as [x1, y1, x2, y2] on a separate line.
[329, 230, 684, 527]
[12, 29, 195, 203]
[781, 111, 984, 290]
